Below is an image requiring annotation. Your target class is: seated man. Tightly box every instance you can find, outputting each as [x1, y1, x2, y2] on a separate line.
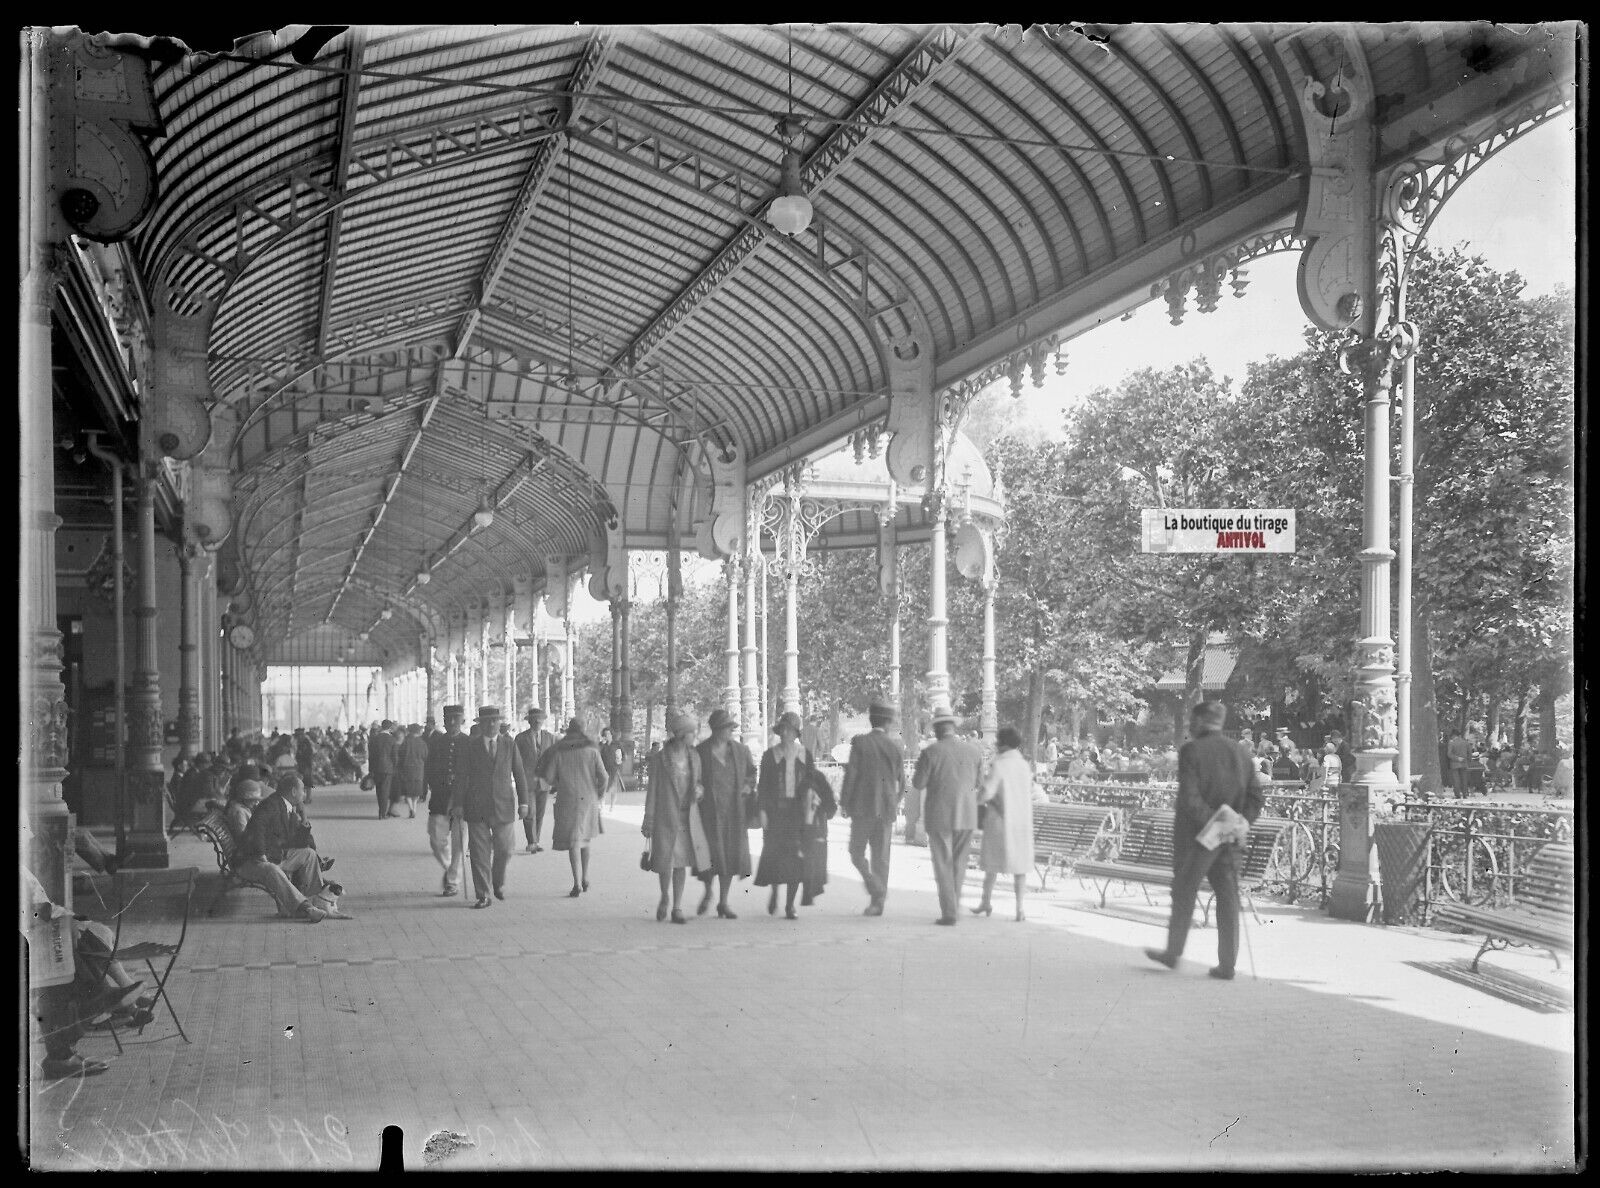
[221, 779, 332, 923]
[240, 776, 350, 918]
[24, 869, 150, 1078]
[177, 752, 213, 819]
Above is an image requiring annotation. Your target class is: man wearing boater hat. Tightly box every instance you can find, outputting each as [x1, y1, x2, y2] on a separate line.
[451, 705, 530, 908]
[912, 705, 983, 925]
[839, 696, 909, 916]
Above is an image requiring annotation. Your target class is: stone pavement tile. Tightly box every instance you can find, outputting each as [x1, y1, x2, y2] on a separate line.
[29, 782, 1575, 1171]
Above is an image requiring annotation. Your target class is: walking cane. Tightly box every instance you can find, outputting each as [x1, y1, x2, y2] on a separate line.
[454, 813, 469, 903]
[1239, 889, 1258, 980]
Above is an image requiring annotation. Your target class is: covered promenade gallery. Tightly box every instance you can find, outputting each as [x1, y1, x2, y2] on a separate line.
[20, 22, 1578, 1165]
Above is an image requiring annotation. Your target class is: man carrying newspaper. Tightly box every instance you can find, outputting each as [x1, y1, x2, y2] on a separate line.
[1146, 701, 1266, 980]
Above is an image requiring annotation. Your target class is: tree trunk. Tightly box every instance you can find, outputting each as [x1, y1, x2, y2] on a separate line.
[1023, 667, 1046, 764]
[1410, 600, 1443, 796]
[1485, 691, 1500, 747]
[1534, 657, 1566, 756]
[1182, 624, 1209, 707]
[1512, 684, 1530, 750]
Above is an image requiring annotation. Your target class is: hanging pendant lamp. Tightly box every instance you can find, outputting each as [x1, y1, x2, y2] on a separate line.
[767, 35, 811, 237]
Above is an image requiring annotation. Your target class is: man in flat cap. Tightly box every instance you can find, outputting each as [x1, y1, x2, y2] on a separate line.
[425, 705, 469, 895]
[839, 696, 908, 916]
[912, 705, 983, 925]
[451, 706, 530, 908]
[516, 706, 558, 853]
[369, 720, 398, 819]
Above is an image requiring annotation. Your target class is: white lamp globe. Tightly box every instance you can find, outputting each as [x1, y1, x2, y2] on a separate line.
[415, 569, 431, 585]
[472, 505, 495, 531]
[768, 192, 812, 236]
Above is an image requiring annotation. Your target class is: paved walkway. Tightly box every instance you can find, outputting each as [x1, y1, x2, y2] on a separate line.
[29, 782, 1576, 1171]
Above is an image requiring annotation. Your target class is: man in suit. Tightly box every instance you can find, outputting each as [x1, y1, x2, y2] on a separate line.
[369, 720, 398, 819]
[839, 696, 908, 917]
[1146, 701, 1265, 980]
[452, 705, 529, 908]
[425, 705, 469, 896]
[912, 705, 983, 925]
[516, 706, 557, 853]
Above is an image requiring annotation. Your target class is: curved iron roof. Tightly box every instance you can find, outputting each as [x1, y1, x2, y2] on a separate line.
[114, 21, 1574, 664]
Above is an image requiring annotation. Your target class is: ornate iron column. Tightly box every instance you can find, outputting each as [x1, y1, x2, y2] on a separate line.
[199, 549, 220, 750]
[617, 599, 634, 743]
[875, 498, 902, 700]
[723, 557, 741, 720]
[176, 541, 201, 758]
[664, 542, 682, 716]
[561, 616, 575, 724]
[478, 613, 492, 710]
[980, 573, 999, 744]
[20, 41, 70, 906]
[126, 467, 168, 864]
[924, 487, 951, 711]
[741, 549, 761, 750]
[502, 606, 515, 720]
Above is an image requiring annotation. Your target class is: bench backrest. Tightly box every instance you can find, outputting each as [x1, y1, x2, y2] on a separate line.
[1033, 803, 1116, 855]
[1118, 810, 1177, 867]
[195, 810, 239, 868]
[1240, 817, 1292, 879]
[1517, 842, 1574, 915]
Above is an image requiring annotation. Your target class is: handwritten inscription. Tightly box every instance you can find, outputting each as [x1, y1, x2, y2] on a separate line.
[61, 1100, 354, 1170]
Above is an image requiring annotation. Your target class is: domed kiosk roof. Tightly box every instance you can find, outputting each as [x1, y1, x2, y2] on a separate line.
[760, 429, 1003, 553]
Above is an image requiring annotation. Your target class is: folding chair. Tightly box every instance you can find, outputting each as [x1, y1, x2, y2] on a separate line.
[79, 867, 198, 1053]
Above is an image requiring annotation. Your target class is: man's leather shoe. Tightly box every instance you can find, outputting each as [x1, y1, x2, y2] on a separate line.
[934, 917, 956, 926]
[863, 901, 884, 917]
[1208, 966, 1236, 980]
[1144, 948, 1178, 969]
[440, 888, 458, 897]
[493, 887, 505, 901]
[471, 896, 491, 908]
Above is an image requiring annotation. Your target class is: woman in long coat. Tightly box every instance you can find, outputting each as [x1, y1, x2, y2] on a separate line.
[973, 726, 1036, 922]
[644, 711, 708, 923]
[693, 708, 754, 918]
[755, 711, 819, 920]
[394, 723, 429, 818]
[537, 719, 608, 897]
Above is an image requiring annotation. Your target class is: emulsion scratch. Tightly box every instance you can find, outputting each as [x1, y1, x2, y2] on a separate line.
[1082, 984, 1127, 1057]
[1209, 1116, 1243, 1147]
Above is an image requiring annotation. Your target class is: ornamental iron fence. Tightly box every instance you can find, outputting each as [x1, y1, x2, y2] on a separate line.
[1397, 800, 1575, 921]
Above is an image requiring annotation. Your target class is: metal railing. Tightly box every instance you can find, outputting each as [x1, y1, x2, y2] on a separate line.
[1397, 800, 1575, 921]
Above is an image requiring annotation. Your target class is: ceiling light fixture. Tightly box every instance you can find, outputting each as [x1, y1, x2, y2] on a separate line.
[767, 35, 811, 237]
[472, 491, 495, 531]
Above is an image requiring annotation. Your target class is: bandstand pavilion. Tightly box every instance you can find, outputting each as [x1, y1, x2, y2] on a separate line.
[21, 20, 1577, 930]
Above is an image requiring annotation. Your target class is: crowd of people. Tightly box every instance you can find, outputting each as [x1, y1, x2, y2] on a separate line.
[268, 696, 1040, 930]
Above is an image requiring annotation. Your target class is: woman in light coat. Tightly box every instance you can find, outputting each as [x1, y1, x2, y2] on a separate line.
[643, 711, 707, 922]
[538, 719, 609, 897]
[972, 726, 1036, 922]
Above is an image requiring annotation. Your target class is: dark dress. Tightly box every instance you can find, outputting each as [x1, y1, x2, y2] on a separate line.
[695, 737, 754, 879]
[801, 770, 837, 904]
[754, 744, 818, 888]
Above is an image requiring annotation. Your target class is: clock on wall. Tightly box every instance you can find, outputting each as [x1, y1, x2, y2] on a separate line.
[227, 623, 256, 650]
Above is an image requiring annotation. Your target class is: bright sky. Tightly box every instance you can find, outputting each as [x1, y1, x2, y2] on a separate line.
[569, 115, 1577, 619]
[1014, 115, 1577, 432]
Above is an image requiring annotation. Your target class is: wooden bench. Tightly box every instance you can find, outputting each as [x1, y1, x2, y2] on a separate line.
[193, 810, 280, 915]
[1074, 808, 1292, 925]
[1031, 803, 1118, 890]
[1431, 841, 1574, 972]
